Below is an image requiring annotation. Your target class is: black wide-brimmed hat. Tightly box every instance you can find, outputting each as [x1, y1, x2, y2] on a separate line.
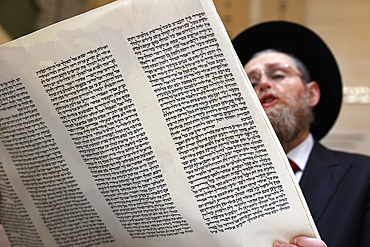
[232, 21, 342, 140]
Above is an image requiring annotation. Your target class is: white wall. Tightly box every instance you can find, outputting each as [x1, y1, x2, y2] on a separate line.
[306, 0, 370, 156]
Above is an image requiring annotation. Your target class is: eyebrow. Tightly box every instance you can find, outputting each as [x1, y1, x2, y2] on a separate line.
[246, 63, 290, 73]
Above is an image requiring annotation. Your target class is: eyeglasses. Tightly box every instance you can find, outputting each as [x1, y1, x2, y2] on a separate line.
[247, 63, 303, 88]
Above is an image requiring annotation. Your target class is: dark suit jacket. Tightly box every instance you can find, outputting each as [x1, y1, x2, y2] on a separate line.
[300, 140, 370, 247]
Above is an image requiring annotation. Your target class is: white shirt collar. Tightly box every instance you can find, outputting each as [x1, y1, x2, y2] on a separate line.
[286, 133, 314, 182]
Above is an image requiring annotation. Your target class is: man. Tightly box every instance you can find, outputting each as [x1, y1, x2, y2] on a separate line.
[233, 21, 370, 247]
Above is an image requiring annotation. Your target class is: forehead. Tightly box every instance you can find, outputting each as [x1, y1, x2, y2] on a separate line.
[244, 51, 296, 72]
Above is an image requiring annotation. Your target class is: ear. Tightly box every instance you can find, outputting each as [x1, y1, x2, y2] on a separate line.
[306, 81, 321, 107]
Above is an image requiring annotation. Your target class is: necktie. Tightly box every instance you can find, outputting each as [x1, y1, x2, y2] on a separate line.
[288, 158, 300, 174]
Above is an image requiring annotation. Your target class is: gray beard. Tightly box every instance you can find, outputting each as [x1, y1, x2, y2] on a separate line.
[265, 91, 314, 144]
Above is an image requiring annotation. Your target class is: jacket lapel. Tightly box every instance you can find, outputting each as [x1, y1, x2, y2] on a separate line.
[299, 140, 351, 223]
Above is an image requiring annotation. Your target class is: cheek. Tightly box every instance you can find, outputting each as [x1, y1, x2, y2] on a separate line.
[278, 85, 305, 106]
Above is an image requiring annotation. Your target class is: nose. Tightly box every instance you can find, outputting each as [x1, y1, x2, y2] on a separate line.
[255, 73, 273, 92]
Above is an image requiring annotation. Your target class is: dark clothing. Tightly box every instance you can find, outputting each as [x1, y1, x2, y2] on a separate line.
[300, 140, 370, 247]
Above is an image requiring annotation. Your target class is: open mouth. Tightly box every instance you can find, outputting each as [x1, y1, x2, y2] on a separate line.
[260, 94, 278, 107]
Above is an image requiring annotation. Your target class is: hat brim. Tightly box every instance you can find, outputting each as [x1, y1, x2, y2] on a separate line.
[232, 21, 342, 140]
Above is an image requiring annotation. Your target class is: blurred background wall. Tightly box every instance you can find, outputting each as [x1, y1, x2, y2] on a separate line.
[0, 0, 370, 156]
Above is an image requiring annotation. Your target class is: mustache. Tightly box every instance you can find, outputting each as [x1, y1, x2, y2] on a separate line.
[258, 88, 296, 105]
[258, 89, 280, 101]
[258, 88, 279, 97]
